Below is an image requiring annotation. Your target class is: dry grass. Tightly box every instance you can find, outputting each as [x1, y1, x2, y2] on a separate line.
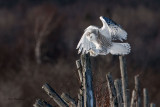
[95, 82, 110, 107]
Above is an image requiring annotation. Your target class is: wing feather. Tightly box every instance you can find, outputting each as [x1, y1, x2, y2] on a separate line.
[76, 31, 97, 56]
[102, 16, 127, 41]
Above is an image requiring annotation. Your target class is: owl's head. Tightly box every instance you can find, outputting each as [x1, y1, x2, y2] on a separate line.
[85, 28, 98, 41]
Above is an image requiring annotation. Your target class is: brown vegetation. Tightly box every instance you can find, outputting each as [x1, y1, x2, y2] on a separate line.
[0, 0, 160, 107]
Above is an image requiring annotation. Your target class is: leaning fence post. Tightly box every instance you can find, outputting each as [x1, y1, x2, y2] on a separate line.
[42, 83, 69, 107]
[106, 73, 118, 107]
[81, 54, 95, 107]
[76, 59, 84, 107]
[33, 99, 53, 107]
[143, 88, 149, 107]
[61, 93, 77, 107]
[119, 56, 130, 107]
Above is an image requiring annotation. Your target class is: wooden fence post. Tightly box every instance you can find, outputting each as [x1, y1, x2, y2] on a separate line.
[131, 90, 136, 107]
[42, 83, 69, 107]
[33, 54, 157, 107]
[106, 73, 118, 107]
[119, 56, 130, 107]
[76, 59, 84, 107]
[135, 75, 141, 107]
[143, 88, 149, 107]
[61, 93, 77, 107]
[150, 103, 156, 107]
[33, 99, 53, 107]
[76, 59, 83, 83]
[114, 79, 123, 107]
[78, 92, 83, 107]
[80, 54, 95, 107]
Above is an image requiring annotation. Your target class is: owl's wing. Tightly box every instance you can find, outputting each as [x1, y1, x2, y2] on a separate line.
[76, 31, 100, 56]
[108, 42, 131, 55]
[101, 16, 127, 41]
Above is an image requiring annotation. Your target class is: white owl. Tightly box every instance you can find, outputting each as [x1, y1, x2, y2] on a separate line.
[76, 16, 131, 56]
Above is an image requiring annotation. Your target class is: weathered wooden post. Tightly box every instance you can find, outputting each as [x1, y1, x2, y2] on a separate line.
[150, 103, 156, 107]
[114, 79, 123, 107]
[33, 99, 53, 107]
[106, 73, 118, 107]
[76, 59, 84, 107]
[119, 56, 130, 107]
[80, 54, 95, 107]
[61, 93, 77, 107]
[42, 83, 69, 107]
[135, 75, 141, 107]
[33, 51, 157, 107]
[131, 90, 136, 107]
[78, 91, 83, 107]
[76, 59, 83, 83]
[143, 88, 149, 107]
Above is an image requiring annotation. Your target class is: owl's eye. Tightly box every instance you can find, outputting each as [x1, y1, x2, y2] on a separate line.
[90, 36, 92, 38]
[87, 32, 91, 36]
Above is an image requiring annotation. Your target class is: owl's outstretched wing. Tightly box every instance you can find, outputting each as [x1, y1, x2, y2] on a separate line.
[77, 26, 102, 56]
[76, 31, 97, 56]
[100, 16, 127, 41]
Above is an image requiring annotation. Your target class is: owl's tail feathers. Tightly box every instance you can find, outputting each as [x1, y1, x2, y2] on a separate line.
[88, 48, 108, 57]
[109, 43, 131, 55]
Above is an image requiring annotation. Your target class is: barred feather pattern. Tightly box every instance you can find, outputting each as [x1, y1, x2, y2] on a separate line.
[101, 16, 127, 41]
[97, 31, 112, 54]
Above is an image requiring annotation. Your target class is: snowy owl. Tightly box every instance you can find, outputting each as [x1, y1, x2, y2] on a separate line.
[76, 16, 131, 56]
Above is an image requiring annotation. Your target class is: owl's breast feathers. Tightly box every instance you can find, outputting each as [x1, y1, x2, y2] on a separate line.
[97, 31, 112, 52]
